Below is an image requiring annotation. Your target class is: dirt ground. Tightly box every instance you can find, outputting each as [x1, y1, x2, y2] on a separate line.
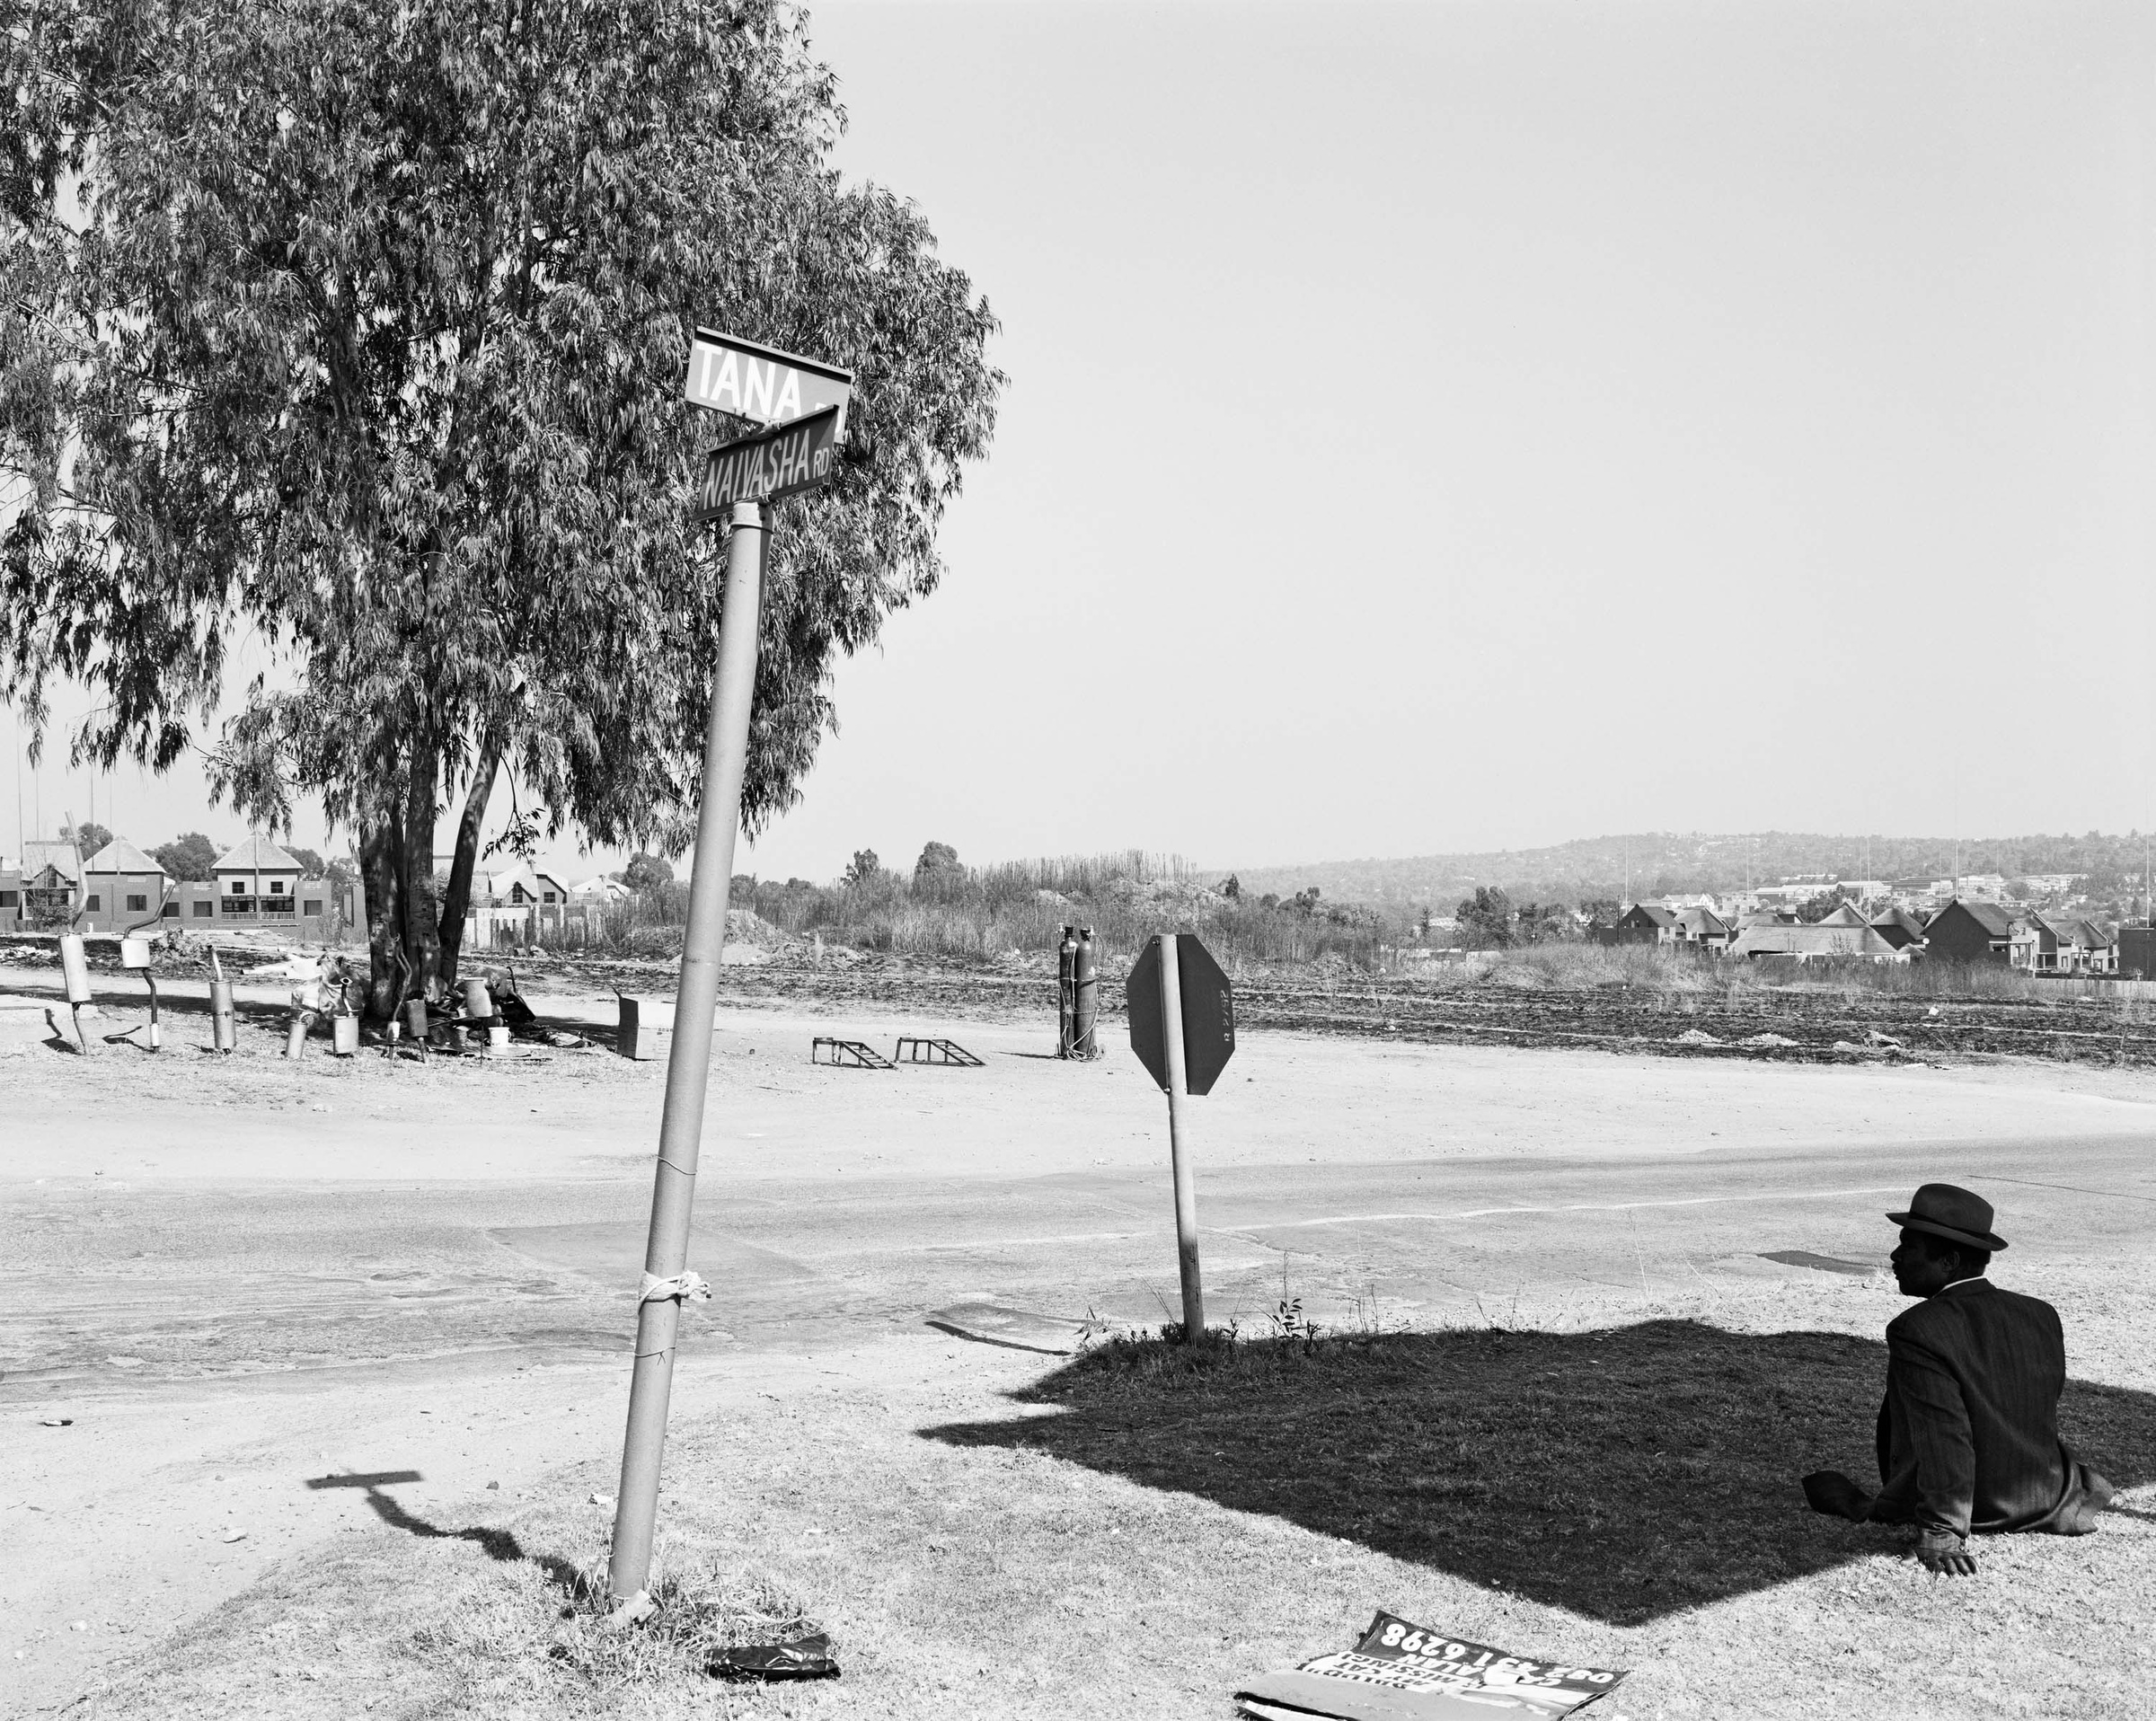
[5, 955, 2156, 1717]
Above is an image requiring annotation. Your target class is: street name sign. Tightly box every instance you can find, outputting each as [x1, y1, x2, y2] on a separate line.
[685, 328, 852, 428]
[1127, 933, 1235, 1095]
[689, 402, 842, 521]
[615, 326, 852, 1611]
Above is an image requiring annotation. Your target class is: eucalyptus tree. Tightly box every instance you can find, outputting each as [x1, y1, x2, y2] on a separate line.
[1, 0, 1001, 1011]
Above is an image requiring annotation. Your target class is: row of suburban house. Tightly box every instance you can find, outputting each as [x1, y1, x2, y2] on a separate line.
[0, 835, 350, 938]
[1601, 897, 2149, 975]
[0, 835, 628, 943]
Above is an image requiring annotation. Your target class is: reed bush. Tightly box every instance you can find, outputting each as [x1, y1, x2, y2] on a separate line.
[596, 850, 1386, 969]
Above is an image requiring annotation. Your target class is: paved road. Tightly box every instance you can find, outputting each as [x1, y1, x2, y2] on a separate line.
[12, 1127, 2155, 1388]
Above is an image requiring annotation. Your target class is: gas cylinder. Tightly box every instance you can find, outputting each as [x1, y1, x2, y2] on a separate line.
[461, 976, 493, 1020]
[1057, 926, 1078, 1056]
[285, 1011, 312, 1058]
[403, 996, 430, 1046]
[1073, 927, 1099, 1057]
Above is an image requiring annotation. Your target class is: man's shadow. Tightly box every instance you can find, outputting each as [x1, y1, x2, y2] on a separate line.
[922, 1319, 2156, 1625]
[305, 1471, 582, 1593]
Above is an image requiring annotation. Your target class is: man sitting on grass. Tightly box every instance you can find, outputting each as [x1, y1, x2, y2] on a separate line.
[1802, 1182, 2112, 1575]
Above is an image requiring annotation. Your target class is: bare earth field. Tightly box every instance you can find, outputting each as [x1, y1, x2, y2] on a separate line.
[553, 947, 2156, 1066]
[4, 954, 2155, 1718]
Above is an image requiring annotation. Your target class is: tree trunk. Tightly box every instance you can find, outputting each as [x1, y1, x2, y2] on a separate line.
[400, 741, 444, 1003]
[360, 810, 407, 1021]
[437, 728, 502, 989]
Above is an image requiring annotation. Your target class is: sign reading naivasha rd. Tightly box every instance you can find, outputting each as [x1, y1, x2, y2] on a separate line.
[685, 328, 852, 428]
[689, 402, 843, 520]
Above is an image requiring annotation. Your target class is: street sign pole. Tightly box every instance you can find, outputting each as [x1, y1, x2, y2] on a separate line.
[1157, 933, 1205, 1337]
[607, 500, 765, 1603]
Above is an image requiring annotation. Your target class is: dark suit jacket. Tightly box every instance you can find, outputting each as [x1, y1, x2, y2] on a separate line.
[1867, 1278, 2105, 1540]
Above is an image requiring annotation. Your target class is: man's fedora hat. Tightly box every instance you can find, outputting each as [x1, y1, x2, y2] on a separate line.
[1887, 1182, 2008, 1251]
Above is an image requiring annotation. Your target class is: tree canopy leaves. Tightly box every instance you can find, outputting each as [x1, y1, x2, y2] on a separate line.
[2, 0, 1001, 1004]
[152, 831, 221, 880]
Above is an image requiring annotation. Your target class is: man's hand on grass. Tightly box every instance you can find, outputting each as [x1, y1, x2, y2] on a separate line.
[1916, 1531, 1977, 1576]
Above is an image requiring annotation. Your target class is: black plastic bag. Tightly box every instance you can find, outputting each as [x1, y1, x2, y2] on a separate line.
[708, 1634, 839, 1681]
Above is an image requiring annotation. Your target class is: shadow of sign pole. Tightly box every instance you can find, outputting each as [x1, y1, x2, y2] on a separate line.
[607, 331, 847, 1606]
[1128, 932, 1235, 1337]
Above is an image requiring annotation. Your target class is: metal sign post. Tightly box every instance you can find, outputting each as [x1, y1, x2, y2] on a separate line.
[1127, 932, 1236, 1339]
[607, 501, 764, 1603]
[1156, 934, 1202, 1335]
[608, 325, 848, 1607]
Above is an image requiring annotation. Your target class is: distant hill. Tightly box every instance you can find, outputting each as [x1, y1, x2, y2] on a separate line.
[1221, 831, 2154, 909]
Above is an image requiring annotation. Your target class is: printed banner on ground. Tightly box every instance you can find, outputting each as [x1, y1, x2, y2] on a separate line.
[1236, 1611, 1628, 1721]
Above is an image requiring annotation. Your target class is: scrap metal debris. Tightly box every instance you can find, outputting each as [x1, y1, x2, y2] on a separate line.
[894, 1035, 984, 1066]
[811, 1037, 892, 1069]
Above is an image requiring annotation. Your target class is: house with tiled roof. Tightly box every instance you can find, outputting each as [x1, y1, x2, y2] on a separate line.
[478, 860, 572, 908]
[2011, 913, 2116, 975]
[1610, 902, 1678, 946]
[0, 841, 83, 928]
[21, 839, 83, 887]
[213, 834, 306, 922]
[1921, 899, 2015, 966]
[81, 838, 169, 933]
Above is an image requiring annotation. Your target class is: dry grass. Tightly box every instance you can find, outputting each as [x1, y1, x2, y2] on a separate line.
[69, 1277, 2156, 1721]
[1433, 941, 2116, 1010]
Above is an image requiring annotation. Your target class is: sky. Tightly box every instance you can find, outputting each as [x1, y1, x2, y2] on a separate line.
[6, 0, 2152, 879]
